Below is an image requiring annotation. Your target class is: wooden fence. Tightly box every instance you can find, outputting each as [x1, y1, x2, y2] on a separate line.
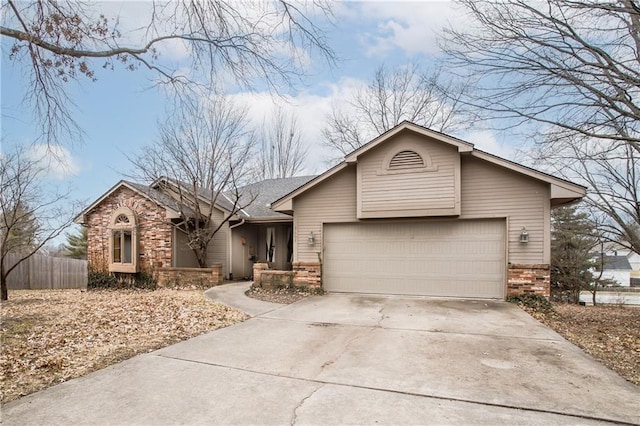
[4, 253, 87, 290]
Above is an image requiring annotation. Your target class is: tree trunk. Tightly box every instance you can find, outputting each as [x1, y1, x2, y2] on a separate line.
[1, 262, 7, 301]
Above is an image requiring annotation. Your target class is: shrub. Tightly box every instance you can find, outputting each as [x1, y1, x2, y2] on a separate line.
[88, 269, 157, 290]
[507, 294, 554, 314]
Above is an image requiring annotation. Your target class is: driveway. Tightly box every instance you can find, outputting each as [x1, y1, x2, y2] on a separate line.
[3, 283, 638, 425]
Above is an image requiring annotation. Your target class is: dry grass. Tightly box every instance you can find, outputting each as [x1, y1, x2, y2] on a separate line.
[523, 303, 640, 385]
[0, 289, 248, 403]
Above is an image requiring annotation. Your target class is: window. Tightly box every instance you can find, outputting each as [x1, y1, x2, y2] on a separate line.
[109, 207, 138, 273]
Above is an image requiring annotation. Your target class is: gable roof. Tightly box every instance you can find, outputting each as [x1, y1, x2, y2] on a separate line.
[272, 121, 586, 211]
[75, 176, 317, 225]
[74, 180, 183, 224]
[234, 175, 317, 220]
[603, 256, 633, 271]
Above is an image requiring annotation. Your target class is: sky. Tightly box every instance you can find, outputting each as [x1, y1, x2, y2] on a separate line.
[1, 0, 514, 240]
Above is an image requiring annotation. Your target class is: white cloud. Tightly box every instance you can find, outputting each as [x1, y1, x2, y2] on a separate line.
[27, 144, 81, 180]
[227, 77, 367, 173]
[348, 1, 470, 57]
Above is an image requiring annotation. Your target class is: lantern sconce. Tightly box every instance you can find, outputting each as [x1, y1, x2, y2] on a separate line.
[519, 227, 529, 243]
[307, 231, 316, 246]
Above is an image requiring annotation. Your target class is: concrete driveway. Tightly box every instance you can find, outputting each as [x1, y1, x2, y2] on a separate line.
[3, 283, 638, 425]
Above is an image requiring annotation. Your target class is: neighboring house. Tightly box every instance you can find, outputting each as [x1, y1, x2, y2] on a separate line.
[270, 121, 586, 299]
[599, 256, 632, 287]
[601, 242, 640, 286]
[74, 176, 315, 282]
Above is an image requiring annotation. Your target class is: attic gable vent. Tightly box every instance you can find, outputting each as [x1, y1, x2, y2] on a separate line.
[389, 150, 424, 169]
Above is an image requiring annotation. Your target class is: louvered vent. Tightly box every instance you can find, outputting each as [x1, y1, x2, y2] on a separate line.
[389, 150, 424, 169]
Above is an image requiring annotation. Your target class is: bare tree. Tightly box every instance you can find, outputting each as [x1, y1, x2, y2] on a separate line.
[441, 0, 639, 152]
[257, 107, 308, 179]
[440, 0, 640, 253]
[529, 135, 639, 253]
[0, 146, 80, 300]
[322, 63, 474, 157]
[1, 0, 336, 147]
[129, 94, 256, 268]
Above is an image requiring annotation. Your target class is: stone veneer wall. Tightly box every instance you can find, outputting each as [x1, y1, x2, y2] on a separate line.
[156, 265, 222, 288]
[252, 261, 322, 289]
[292, 262, 321, 288]
[507, 264, 550, 297]
[85, 186, 173, 272]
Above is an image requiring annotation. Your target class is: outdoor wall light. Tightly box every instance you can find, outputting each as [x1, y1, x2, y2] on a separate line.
[307, 231, 316, 246]
[520, 227, 529, 243]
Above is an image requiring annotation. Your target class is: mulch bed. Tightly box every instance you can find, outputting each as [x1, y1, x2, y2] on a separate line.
[245, 286, 318, 304]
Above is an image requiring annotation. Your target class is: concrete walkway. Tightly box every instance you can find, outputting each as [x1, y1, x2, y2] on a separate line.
[3, 285, 639, 425]
[204, 281, 284, 316]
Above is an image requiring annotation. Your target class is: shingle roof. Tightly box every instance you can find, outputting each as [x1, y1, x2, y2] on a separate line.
[603, 256, 632, 271]
[233, 175, 317, 219]
[124, 181, 183, 212]
[150, 175, 316, 219]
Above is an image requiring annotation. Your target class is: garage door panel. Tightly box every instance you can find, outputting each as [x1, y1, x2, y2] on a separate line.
[323, 220, 505, 298]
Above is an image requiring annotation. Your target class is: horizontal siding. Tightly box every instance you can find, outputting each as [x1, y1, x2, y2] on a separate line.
[359, 132, 458, 216]
[294, 166, 357, 262]
[460, 156, 549, 264]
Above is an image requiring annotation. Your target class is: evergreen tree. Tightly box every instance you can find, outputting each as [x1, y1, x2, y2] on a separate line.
[550, 205, 598, 304]
[2, 201, 40, 254]
[63, 227, 87, 260]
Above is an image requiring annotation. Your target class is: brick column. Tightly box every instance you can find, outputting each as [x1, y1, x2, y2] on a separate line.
[507, 264, 550, 297]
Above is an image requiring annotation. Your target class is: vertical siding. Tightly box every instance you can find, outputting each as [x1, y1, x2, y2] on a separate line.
[294, 166, 358, 262]
[460, 156, 550, 264]
[206, 207, 229, 277]
[358, 132, 459, 217]
[230, 223, 261, 279]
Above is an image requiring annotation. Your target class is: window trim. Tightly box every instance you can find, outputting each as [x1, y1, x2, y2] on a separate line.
[108, 206, 139, 273]
[377, 142, 439, 175]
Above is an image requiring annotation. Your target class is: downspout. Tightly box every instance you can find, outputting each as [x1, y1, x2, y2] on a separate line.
[228, 219, 246, 280]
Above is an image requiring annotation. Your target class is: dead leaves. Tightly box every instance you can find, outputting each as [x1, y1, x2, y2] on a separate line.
[524, 303, 640, 386]
[1, 289, 248, 403]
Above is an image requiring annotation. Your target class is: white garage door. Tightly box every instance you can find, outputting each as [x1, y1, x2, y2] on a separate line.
[323, 220, 506, 298]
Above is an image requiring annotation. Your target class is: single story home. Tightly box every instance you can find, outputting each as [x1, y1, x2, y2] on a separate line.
[77, 121, 586, 298]
[75, 175, 315, 284]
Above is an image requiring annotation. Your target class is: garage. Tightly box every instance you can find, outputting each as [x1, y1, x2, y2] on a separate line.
[323, 219, 506, 298]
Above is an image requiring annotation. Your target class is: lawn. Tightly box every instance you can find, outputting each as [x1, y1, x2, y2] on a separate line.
[521, 303, 640, 386]
[0, 289, 248, 403]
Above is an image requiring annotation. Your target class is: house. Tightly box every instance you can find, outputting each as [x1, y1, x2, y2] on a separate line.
[267, 121, 586, 299]
[592, 252, 634, 287]
[599, 242, 640, 286]
[75, 176, 315, 286]
[78, 121, 586, 298]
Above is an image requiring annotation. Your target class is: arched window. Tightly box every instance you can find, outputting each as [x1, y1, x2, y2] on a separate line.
[109, 207, 138, 273]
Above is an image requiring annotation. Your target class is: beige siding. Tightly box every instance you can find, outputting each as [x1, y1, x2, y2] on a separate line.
[294, 166, 358, 262]
[230, 224, 259, 279]
[358, 131, 460, 218]
[292, 144, 551, 268]
[173, 228, 199, 267]
[460, 156, 549, 264]
[206, 208, 229, 277]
